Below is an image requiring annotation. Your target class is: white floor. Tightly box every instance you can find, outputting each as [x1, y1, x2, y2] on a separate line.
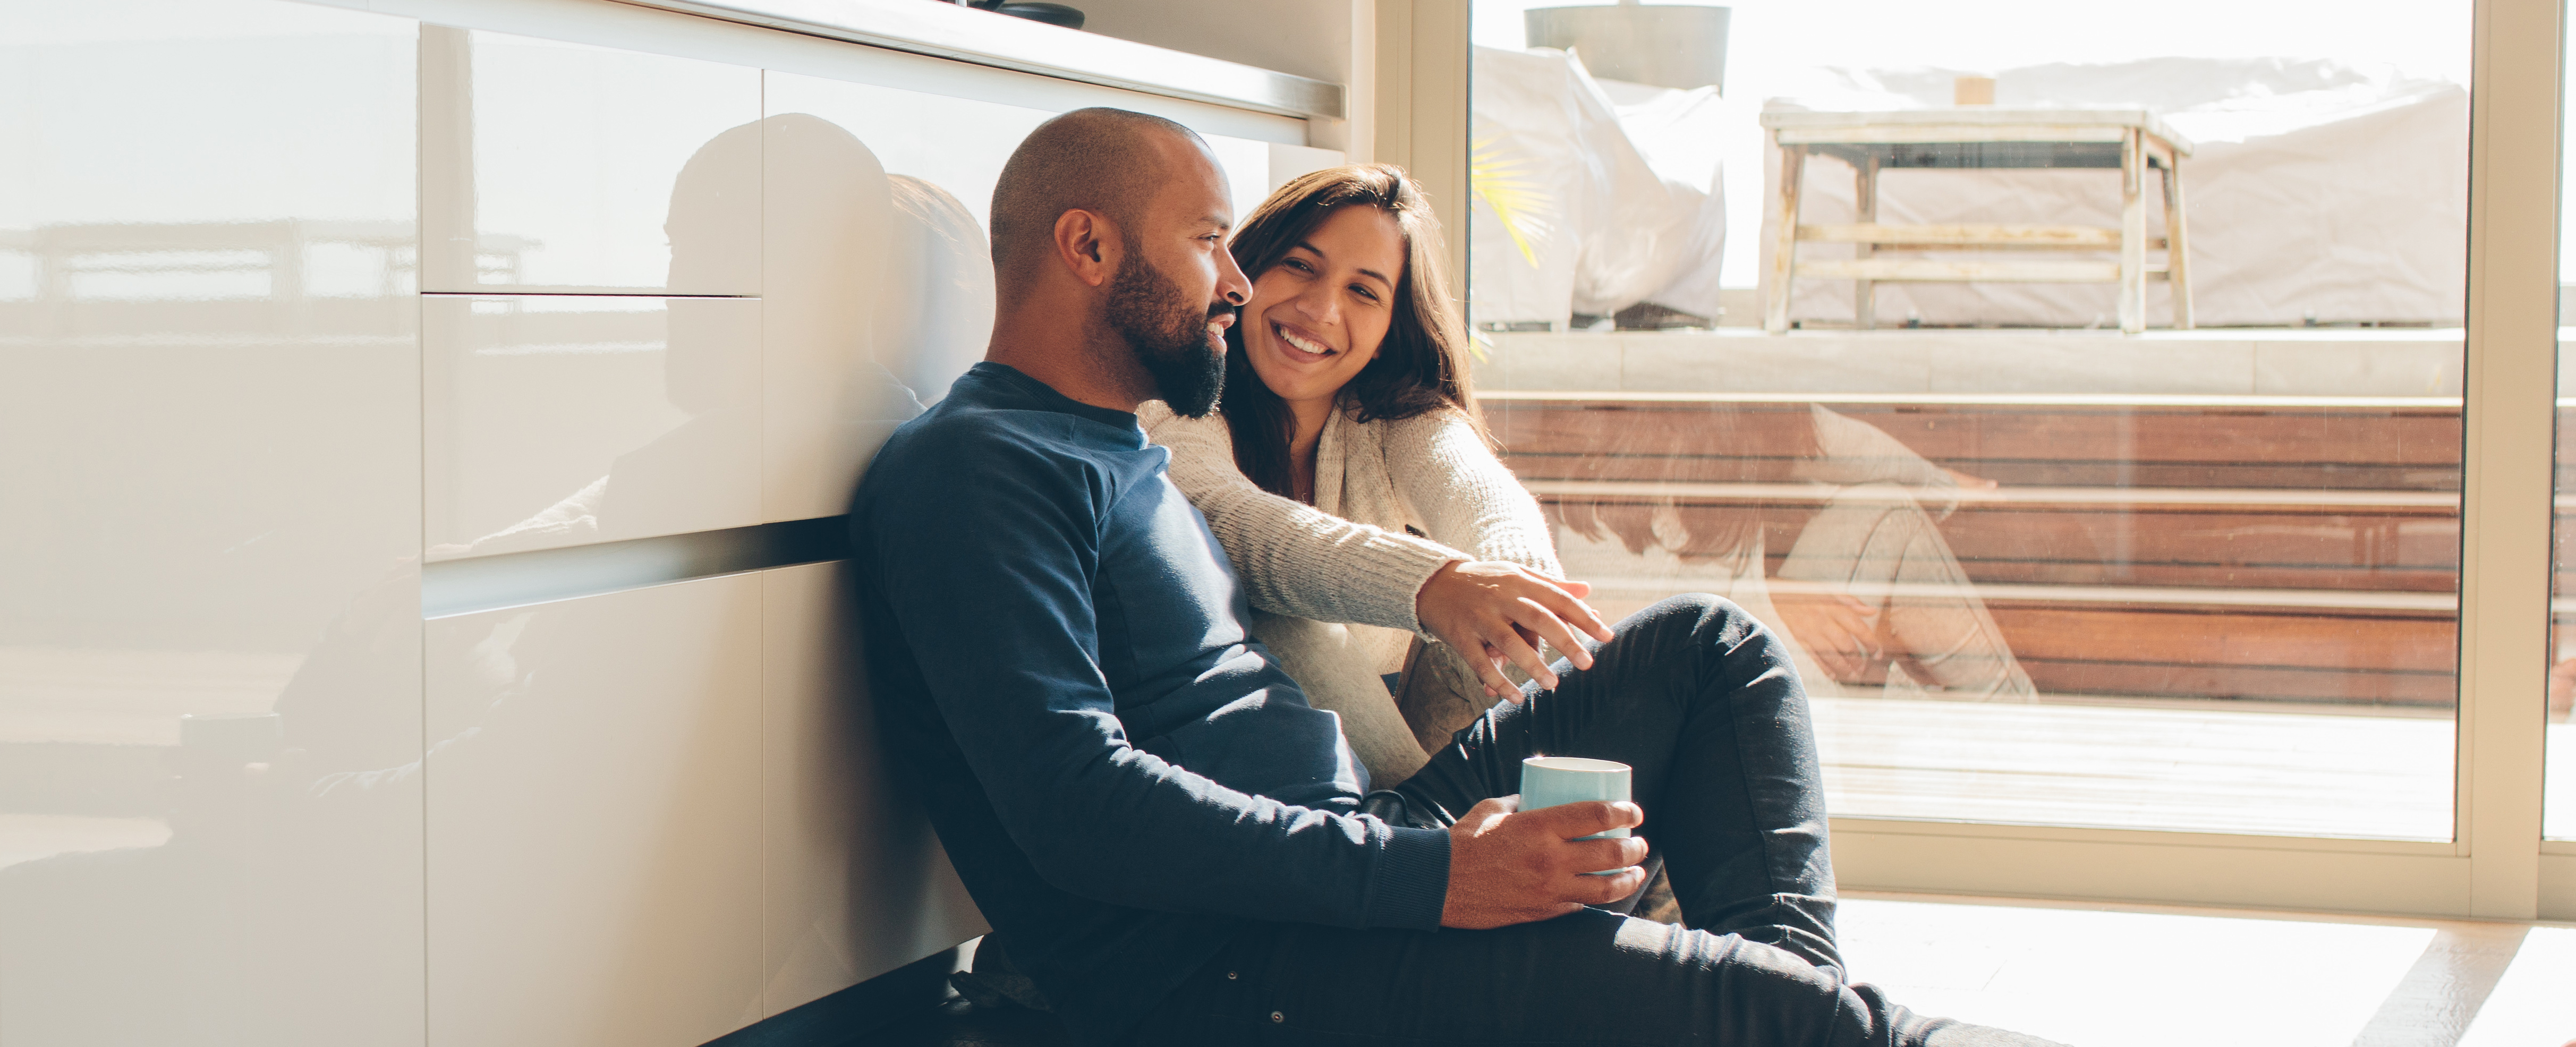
[1839, 892, 2576, 1047]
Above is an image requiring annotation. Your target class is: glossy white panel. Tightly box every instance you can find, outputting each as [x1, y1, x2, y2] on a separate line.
[758, 73, 1017, 519]
[0, 2, 424, 1044]
[420, 28, 760, 295]
[426, 574, 764, 1047]
[424, 294, 762, 558]
[761, 563, 987, 1015]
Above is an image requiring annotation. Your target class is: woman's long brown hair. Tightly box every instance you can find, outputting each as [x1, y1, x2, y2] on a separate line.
[1219, 163, 1489, 498]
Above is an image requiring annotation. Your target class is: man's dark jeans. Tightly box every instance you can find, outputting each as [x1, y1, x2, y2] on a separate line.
[1126, 594, 2054, 1047]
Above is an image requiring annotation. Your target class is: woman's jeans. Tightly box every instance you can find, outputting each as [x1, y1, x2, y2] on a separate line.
[1126, 595, 2058, 1047]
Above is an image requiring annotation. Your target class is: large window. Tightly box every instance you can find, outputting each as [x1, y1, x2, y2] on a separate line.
[2548, 7, 2576, 844]
[1468, 0, 2470, 840]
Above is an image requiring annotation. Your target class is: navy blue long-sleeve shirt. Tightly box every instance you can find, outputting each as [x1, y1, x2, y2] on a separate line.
[851, 363, 1452, 1044]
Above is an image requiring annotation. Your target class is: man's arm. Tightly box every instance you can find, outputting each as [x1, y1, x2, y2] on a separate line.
[863, 427, 1447, 930]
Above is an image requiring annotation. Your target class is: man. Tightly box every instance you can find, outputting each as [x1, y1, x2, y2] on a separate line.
[851, 107, 2059, 1046]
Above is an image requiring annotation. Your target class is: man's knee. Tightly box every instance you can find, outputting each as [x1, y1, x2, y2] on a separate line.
[1623, 592, 1768, 647]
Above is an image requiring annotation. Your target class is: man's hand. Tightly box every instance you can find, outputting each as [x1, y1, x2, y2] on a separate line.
[1440, 795, 1649, 930]
[1415, 560, 1617, 699]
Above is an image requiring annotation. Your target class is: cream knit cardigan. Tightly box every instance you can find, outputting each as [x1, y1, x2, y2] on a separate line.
[1137, 398, 1563, 783]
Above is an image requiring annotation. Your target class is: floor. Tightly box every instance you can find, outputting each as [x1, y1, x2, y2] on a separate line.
[890, 895, 2576, 1046]
[1810, 695, 2576, 841]
[1833, 892, 2575, 1047]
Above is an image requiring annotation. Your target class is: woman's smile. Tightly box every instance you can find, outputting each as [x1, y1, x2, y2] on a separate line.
[1270, 319, 1338, 363]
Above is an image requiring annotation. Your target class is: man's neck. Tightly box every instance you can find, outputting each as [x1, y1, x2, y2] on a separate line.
[986, 308, 1157, 415]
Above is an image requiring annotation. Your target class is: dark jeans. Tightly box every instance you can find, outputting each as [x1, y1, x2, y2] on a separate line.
[1127, 595, 2058, 1047]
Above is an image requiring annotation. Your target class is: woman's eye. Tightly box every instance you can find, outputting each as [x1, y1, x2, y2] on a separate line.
[1351, 284, 1381, 303]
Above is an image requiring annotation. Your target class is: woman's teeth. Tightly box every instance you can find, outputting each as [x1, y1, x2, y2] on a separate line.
[1277, 326, 1332, 357]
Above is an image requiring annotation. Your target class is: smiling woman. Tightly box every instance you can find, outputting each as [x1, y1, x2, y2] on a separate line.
[1137, 164, 1584, 787]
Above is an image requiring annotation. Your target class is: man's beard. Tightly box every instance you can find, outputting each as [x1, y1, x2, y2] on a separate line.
[1104, 248, 1228, 418]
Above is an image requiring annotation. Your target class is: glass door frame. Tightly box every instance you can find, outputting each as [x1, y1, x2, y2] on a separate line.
[1402, 0, 2571, 921]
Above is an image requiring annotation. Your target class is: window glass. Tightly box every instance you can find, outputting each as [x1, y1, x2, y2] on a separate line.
[1468, 0, 2468, 839]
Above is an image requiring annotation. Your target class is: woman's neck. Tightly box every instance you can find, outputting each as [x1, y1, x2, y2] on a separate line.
[1284, 396, 1334, 503]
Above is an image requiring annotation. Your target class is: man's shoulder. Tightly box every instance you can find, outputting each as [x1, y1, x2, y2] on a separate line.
[879, 398, 1095, 476]
[859, 398, 1144, 534]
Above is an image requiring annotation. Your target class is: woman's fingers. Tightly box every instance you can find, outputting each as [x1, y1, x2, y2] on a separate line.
[1465, 639, 1521, 699]
[1483, 620, 1554, 690]
[1416, 561, 1624, 699]
[1502, 599, 1596, 675]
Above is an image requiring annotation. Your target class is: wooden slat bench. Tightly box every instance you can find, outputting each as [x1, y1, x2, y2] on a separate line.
[1487, 395, 2464, 709]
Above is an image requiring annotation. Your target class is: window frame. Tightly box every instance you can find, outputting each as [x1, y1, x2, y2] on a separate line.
[1407, 0, 2571, 920]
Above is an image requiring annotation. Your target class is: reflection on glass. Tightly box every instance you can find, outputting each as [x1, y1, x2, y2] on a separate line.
[0, 2, 424, 1042]
[430, 30, 762, 294]
[1469, 0, 2467, 840]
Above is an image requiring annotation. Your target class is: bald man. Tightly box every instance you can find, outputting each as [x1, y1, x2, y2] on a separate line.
[850, 108, 2058, 1047]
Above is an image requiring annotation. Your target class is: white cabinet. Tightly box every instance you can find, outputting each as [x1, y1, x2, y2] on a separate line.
[421, 29, 761, 296]
[424, 295, 763, 556]
[7, 2, 1333, 1043]
[424, 574, 766, 1047]
[760, 563, 985, 1014]
[0, 3, 424, 1045]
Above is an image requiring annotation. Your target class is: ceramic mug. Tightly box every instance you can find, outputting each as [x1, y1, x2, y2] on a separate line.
[1518, 755, 1634, 859]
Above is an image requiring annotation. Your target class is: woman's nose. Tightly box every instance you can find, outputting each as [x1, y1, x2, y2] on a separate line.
[1293, 283, 1339, 326]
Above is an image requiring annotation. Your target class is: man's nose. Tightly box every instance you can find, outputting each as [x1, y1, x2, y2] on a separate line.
[1215, 244, 1252, 307]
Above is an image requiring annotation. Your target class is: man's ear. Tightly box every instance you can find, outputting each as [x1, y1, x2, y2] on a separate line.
[1051, 208, 1118, 288]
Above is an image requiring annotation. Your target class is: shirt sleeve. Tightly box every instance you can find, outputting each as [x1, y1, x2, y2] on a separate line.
[1383, 410, 1566, 579]
[861, 421, 1451, 931]
[1141, 401, 1462, 634]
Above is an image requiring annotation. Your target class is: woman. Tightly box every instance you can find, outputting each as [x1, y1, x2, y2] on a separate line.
[1139, 164, 1578, 787]
[1145, 164, 2031, 788]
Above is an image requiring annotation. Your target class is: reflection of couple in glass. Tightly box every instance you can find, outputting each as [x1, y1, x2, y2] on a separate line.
[854, 108, 2060, 1044]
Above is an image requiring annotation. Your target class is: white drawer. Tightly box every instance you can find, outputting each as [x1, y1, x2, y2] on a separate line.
[422, 30, 761, 296]
[424, 294, 763, 558]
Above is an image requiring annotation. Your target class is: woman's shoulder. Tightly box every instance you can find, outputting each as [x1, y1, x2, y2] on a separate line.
[1347, 401, 1488, 462]
[1138, 399, 1231, 440]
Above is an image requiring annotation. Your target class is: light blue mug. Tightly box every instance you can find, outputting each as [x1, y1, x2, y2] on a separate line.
[1518, 755, 1634, 871]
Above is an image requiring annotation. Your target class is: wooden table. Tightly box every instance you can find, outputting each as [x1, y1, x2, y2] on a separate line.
[1758, 108, 2195, 334]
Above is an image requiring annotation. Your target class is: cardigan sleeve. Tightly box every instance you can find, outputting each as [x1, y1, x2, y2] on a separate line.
[1140, 401, 1463, 634]
[1381, 410, 1565, 579]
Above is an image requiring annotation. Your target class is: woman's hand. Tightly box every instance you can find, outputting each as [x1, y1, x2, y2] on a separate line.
[1940, 467, 1999, 490]
[1771, 591, 1882, 682]
[1414, 560, 1617, 699]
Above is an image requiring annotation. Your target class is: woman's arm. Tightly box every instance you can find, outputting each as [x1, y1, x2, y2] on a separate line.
[1790, 404, 1968, 514]
[1142, 401, 1460, 634]
[1381, 410, 1565, 579]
